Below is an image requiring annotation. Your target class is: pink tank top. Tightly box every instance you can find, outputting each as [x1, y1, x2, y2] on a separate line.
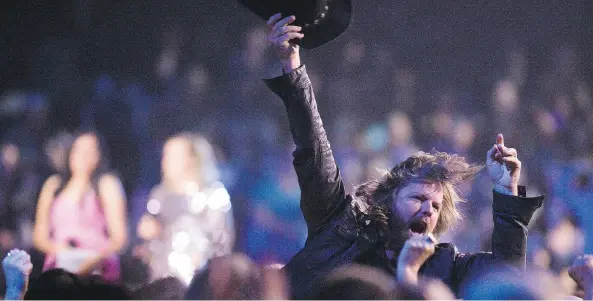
[42, 190, 120, 282]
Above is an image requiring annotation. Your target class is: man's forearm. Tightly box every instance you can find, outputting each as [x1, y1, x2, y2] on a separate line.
[491, 189, 544, 268]
[397, 266, 419, 285]
[263, 65, 346, 234]
[493, 184, 518, 196]
[265, 65, 318, 150]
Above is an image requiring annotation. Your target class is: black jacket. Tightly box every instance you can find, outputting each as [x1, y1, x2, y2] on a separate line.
[264, 65, 544, 299]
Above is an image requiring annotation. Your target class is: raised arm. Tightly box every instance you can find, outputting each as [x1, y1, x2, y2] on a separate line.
[486, 134, 543, 267]
[263, 14, 346, 236]
[453, 134, 543, 292]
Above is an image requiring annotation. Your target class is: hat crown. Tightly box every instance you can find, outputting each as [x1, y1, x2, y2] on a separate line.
[238, 0, 327, 24]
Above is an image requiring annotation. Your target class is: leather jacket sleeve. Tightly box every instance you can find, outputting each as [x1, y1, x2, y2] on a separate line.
[264, 65, 347, 236]
[453, 188, 544, 287]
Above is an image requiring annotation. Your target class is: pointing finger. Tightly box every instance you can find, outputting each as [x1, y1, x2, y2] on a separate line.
[496, 133, 504, 147]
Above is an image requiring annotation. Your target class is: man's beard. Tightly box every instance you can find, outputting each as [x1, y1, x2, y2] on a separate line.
[385, 212, 430, 254]
[385, 211, 410, 254]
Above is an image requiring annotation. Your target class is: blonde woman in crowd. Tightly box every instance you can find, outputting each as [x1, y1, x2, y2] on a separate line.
[137, 132, 234, 284]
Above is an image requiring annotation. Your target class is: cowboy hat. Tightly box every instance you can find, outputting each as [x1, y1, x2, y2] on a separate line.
[237, 0, 352, 49]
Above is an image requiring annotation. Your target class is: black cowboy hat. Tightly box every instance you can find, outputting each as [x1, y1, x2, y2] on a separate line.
[237, 0, 352, 49]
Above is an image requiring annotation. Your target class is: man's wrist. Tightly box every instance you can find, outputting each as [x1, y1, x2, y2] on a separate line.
[396, 265, 419, 285]
[494, 184, 518, 196]
[281, 56, 301, 74]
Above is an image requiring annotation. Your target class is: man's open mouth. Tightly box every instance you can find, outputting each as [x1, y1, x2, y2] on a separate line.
[409, 219, 428, 234]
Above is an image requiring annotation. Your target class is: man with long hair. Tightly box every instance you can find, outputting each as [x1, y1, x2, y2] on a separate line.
[262, 13, 544, 298]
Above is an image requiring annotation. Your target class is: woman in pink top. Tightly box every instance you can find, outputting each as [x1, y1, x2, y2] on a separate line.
[33, 131, 128, 283]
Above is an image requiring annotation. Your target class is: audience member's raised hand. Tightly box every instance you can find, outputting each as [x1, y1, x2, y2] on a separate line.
[2, 249, 33, 300]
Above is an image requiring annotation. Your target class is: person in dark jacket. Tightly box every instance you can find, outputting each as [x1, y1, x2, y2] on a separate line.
[262, 13, 545, 299]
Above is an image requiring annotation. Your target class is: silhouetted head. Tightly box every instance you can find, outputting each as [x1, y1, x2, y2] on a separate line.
[186, 253, 261, 300]
[133, 276, 187, 300]
[310, 264, 397, 299]
[24, 268, 83, 300]
[78, 279, 130, 300]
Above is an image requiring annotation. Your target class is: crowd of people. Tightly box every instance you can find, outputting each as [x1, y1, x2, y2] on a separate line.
[0, 0, 592, 299]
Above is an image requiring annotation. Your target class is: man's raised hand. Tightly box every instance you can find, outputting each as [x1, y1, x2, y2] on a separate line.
[266, 13, 303, 73]
[486, 133, 521, 196]
[396, 234, 438, 285]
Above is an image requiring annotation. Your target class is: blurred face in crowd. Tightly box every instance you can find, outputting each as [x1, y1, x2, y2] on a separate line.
[1, 143, 20, 171]
[388, 112, 412, 146]
[45, 133, 73, 173]
[388, 182, 443, 247]
[46, 143, 68, 173]
[69, 133, 100, 177]
[494, 79, 519, 113]
[453, 120, 476, 151]
[161, 137, 196, 182]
